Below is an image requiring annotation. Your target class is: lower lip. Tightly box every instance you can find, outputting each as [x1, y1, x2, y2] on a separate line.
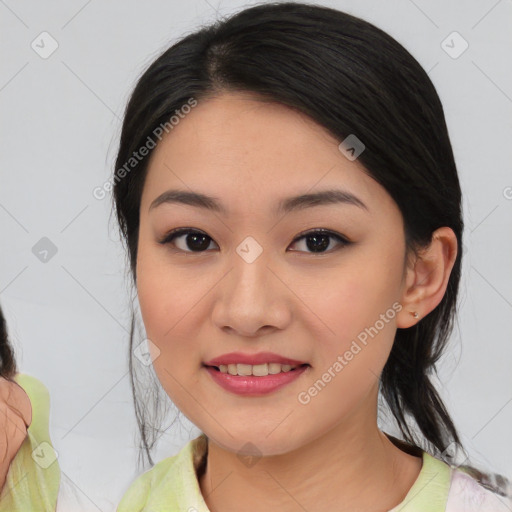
[203, 364, 310, 396]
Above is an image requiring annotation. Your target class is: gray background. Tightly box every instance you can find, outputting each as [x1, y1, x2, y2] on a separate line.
[1, 0, 511, 509]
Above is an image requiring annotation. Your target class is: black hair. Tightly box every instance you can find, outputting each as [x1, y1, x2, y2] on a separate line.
[111, 1, 509, 496]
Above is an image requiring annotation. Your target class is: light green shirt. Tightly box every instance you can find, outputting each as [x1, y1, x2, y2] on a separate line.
[117, 434, 453, 512]
[0, 373, 60, 512]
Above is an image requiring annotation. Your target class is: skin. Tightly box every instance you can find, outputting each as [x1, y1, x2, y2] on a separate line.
[0, 376, 32, 491]
[136, 91, 458, 511]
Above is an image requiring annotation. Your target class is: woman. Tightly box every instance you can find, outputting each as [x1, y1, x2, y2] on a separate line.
[112, 2, 511, 510]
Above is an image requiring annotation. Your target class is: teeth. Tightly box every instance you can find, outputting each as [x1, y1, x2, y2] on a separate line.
[268, 363, 285, 375]
[235, 364, 252, 376]
[218, 363, 300, 376]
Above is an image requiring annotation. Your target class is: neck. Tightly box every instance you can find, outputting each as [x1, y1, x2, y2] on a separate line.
[198, 399, 423, 511]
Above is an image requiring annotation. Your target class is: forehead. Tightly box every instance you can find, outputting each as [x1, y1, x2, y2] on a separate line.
[141, 92, 394, 218]
[159, 92, 342, 163]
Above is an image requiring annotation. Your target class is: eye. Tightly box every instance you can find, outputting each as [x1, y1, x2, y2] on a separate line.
[158, 228, 351, 254]
[289, 229, 351, 254]
[158, 228, 217, 253]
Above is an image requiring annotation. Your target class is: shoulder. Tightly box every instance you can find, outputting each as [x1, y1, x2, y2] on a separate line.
[12, 373, 51, 438]
[120, 450, 183, 498]
[117, 435, 209, 512]
[446, 466, 512, 511]
[12, 372, 49, 391]
[12, 372, 50, 406]
[13, 373, 50, 414]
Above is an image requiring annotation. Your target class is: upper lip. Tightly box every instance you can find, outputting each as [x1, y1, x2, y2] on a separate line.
[203, 352, 308, 367]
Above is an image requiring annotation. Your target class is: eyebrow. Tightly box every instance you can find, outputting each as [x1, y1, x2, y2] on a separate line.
[149, 188, 369, 215]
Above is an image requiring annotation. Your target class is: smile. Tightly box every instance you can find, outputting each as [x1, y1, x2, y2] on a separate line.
[214, 362, 304, 376]
[203, 363, 310, 396]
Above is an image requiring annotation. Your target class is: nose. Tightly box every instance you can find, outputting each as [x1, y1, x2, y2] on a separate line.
[211, 244, 291, 337]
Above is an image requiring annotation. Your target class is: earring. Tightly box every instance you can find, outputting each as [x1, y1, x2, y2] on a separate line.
[411, 311, 419, 319]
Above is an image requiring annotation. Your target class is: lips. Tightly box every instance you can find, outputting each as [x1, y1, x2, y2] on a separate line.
[203, 351, 308, 367]
[203, 363, 310, 396]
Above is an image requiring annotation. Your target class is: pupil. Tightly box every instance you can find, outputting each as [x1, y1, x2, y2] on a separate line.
[306, 234, 329, 253]
[188, 233, 210, 251]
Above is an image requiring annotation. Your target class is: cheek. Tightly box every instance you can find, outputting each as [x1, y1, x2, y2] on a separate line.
[136, 259, 201, 409]
[297, 274, 398, 422]
[136, 238, 196, 341]
[135, 239, 214, 393]
[306, 254, 402, 374]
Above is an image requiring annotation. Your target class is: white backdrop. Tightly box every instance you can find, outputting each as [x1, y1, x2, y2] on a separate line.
[1, 0, 511, 509]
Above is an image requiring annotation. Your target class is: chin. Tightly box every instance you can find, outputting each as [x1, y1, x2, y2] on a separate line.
[205, 427, 304, 458]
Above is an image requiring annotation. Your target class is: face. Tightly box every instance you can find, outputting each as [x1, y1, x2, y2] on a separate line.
[136, 91, 409, 456]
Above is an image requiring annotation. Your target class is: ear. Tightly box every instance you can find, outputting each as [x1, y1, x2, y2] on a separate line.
[396, 227, 458, 328]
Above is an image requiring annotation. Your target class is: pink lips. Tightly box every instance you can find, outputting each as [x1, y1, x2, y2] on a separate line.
[203, 365, 309, 396]
[202, 351, 310, 396]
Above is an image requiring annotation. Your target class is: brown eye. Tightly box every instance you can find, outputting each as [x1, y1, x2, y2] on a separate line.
[289, 229, 351, 254]
[159, 228, 217, 253]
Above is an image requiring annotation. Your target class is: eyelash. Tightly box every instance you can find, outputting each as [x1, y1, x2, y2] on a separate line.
[157, 228, 351, 255]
